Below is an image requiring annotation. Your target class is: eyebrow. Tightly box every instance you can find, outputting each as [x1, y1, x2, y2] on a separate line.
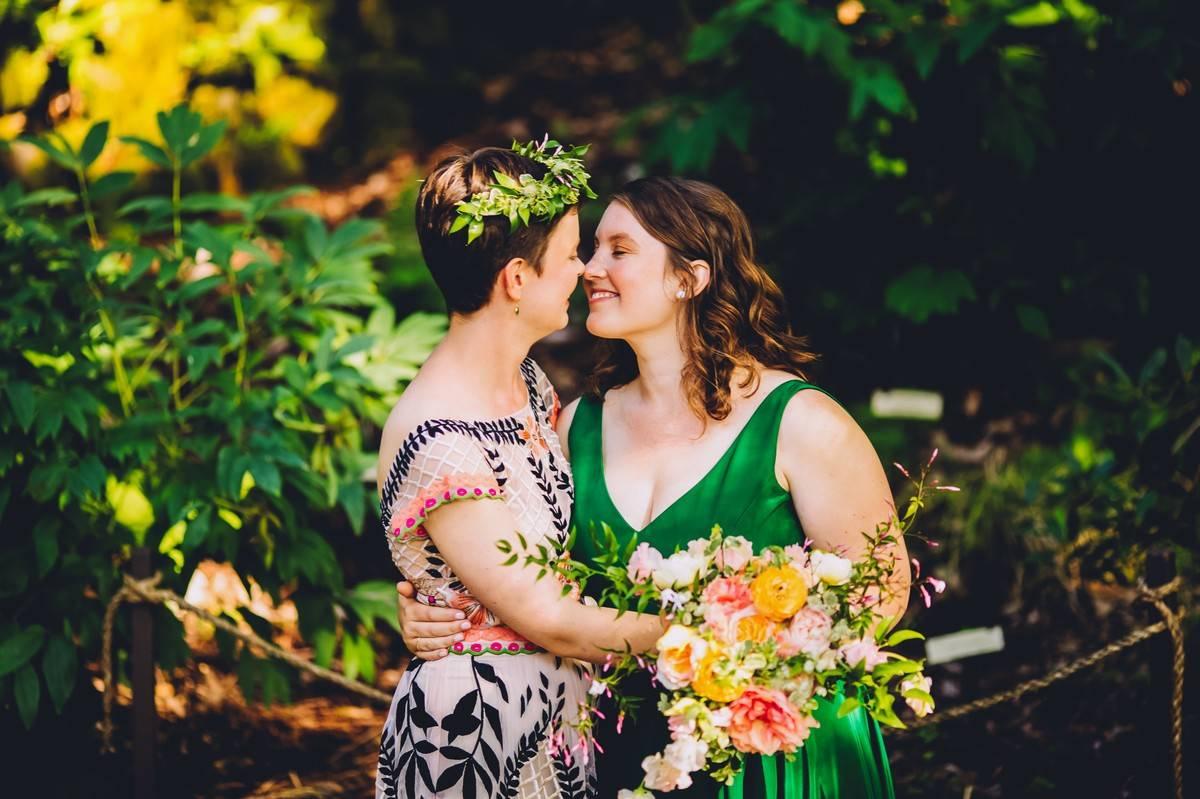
[593, 232, 637, 247]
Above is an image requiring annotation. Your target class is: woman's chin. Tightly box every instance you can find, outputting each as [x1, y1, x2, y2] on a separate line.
[585, 313, 623, 340]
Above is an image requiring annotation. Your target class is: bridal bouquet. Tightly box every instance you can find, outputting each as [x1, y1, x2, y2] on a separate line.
[499, 451, 954, 793]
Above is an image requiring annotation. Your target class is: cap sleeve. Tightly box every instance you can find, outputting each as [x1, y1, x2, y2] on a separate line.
[380, 423, 505, 539]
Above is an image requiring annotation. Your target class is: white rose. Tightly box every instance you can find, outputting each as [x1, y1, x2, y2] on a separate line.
[811, 550, 853, 586]
[901, 673, 934, 717]
[643, 753, 690, 791]
[653, 550, 706, 589]
[664, 735, 709, 773]
[686, 537, 715, 567]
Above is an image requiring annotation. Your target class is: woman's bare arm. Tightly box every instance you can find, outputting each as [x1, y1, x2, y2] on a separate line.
[777, 390, 911, 627]
[423, 497, 663, 662]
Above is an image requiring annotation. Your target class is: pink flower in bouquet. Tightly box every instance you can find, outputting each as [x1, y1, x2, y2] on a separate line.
[774, 607, 833, 658]
[627, 542, 664, 582]
[714, 535, 754, 573]
[667, 713, 696, 740]
[702, 577, 755, 641]
[839, 637, 888, 670]
[727, 686, 817, 755]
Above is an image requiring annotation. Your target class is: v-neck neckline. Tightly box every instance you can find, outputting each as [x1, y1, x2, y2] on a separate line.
[596, 380, 801, 535]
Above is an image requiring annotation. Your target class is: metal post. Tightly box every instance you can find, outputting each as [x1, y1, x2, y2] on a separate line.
[131, 546, 156, 799]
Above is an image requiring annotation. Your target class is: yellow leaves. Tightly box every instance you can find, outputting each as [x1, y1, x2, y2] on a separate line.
[106, 474, 155, 543]
[10, 1, 333, 180]
[1, 48, 50, 111]
[159, 520, 187, 573]
[239, 470, 256, 500]
[256, 75, 337, 148]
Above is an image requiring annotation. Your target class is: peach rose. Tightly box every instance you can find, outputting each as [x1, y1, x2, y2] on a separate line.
[774, 607, 833, 658]
[656, 624, 707, 690]
[727, 686, 817, 755]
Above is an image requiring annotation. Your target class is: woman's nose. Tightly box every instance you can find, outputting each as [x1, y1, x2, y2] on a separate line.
[582, 256, 605, 280]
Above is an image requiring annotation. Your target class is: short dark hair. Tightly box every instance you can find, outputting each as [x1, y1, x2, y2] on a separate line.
[416, 147, 573, 314]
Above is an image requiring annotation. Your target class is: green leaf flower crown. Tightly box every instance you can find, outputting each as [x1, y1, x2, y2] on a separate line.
[449, 135, 599, 244]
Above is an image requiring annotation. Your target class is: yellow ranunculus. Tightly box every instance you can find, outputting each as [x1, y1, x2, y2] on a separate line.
[691, 649, 745, 703]
[735, 614, 775, 644]
[750, 566, 808, 622]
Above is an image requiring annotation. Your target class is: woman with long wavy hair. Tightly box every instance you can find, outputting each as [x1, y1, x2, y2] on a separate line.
[398, 177, 907, 798]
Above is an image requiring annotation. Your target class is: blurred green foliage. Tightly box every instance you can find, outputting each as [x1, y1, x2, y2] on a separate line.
[0, 105, 444, 728]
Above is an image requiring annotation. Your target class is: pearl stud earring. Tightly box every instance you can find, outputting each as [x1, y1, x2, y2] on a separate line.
[676, 289, 687, 300]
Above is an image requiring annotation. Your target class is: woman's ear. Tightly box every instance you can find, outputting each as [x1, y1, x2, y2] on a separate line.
[689, 260, 712, 295]
[499, 257, 530, 302]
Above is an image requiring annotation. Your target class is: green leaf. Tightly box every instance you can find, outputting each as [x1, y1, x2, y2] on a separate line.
[1007, 3, 1061, 27]
[14, 188, 77, 208]
[836, 697, 861, 717]
[686, 23, 735, 62]
[1138, 348, 1167, 388]
[14, 662, 39, 729]
[17, 135, 78, 171]
[0, 626, 45, 676]
[907, 27, 942, 80]
[79, 120, 110, 168]
[119, 136, 173, 170]
[248, 458, 282, 497]
[344, 580, 402, 634]
[884, 629, 925, 646]
[180, 119, 226, 168]
[117, 196, 172, 218]
[957, 14, 1003, 63]
[42, 635, 77, 714]
[88, 171, 135, 200]
[5, 381, 36, 432]
[179, 193, 250, 215]
[1175, 335, 1195, 380]
[1016, 304, 1051, 339]
[884, 266, 976, 323]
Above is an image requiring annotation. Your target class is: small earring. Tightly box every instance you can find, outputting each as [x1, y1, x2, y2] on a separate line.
[514, 303, 520, 316]
[676, 289, 687, 300]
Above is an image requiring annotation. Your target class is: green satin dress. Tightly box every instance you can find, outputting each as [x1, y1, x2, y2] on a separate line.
[568, 380, 895, 799]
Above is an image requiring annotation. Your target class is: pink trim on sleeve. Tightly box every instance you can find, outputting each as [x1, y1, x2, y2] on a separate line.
[390, 472, 503, 538]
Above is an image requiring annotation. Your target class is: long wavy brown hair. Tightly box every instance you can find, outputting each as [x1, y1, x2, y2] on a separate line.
[588, 177, 818, 421]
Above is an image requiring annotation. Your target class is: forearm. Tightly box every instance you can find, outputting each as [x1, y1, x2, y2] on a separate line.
[509, 602, 663, 664]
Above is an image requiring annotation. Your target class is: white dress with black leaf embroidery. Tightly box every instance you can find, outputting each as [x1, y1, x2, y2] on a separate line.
[375, 359, 595, 799]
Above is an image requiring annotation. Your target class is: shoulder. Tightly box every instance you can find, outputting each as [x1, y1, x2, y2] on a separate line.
[377, 384, 484, 499]
[770, 374, 864, 459]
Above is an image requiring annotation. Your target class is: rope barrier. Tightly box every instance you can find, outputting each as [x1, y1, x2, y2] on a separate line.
[99, 571, 393, 754]
[99, 573, 1185, 798]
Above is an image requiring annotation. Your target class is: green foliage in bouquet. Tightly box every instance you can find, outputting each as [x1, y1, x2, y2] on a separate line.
[0, 103, 444, 729]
